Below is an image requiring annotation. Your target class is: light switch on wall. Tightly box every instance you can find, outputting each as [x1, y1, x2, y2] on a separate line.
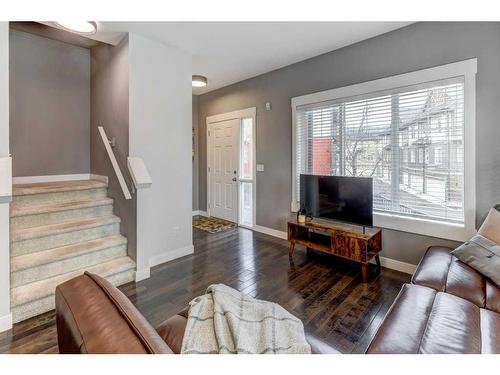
[257, 164, 265, 172]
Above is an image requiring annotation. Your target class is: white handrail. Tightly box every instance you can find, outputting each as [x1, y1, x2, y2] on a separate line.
[98, 126, 132, 200]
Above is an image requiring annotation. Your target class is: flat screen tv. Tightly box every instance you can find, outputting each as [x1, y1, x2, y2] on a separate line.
[300, 174, 373, 227]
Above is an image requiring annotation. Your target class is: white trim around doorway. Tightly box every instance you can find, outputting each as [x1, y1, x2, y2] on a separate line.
[206, 107, 257, 228]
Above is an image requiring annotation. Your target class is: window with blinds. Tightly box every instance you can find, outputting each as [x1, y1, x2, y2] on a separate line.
[295, 77, 465, 225]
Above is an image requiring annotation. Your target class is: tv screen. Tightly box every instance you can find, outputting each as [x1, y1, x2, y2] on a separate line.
[300, 174, 373, 227]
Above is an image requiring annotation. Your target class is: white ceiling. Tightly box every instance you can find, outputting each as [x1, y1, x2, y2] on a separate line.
[90, 22, 413, 94]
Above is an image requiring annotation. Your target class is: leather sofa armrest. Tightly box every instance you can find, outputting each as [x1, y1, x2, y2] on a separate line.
[411, 246, 454, 290]
[56, 272, 174, 354]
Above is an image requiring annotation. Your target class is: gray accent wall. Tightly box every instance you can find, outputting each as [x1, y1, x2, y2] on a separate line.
[197, 22, 500, 265]
[192, 95, 199, 211]
[90, 36, 137, 261]
[9, 30, 90, 176]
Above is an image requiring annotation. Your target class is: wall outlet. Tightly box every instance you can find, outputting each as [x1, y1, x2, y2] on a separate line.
[265, 102, 272, 111]
[257, 164, 265, 172]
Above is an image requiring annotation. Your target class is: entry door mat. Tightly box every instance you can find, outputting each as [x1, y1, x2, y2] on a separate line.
[193, 216, 237, 233]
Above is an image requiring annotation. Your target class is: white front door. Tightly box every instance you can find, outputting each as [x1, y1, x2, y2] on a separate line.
[208, 119, 239, 222]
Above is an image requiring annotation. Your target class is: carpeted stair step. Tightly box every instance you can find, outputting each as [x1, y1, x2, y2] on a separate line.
[13, 180, 108, 205]
[10, 215, 121, 256]
[11, 256, 136, 323]
[10, 197, 114, 229]
[9, 178, 135, 324]
[10, 234, 128, 287]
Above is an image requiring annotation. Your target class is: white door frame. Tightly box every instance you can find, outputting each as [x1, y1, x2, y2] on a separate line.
[206, 107, 257, 228]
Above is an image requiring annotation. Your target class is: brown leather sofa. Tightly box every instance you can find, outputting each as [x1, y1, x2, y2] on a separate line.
[56, 271, 188, 353]
[56, 271, 336, 354]
[58, 247, 499, 354]
[367, 246, 500, 354]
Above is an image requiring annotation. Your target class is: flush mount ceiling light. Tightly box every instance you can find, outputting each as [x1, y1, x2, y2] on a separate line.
[54, 21, 97, 35]
[192, 75, 208, 88]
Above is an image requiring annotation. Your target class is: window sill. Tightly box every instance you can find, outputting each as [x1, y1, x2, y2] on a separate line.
[373, 212, 474, 242]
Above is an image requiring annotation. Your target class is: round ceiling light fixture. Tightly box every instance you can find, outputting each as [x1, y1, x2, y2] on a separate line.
[54, 21, 97, 35]
[192, 75, 208, 88]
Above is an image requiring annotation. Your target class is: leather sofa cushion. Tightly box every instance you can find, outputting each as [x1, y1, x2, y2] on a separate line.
[155, 309, 189, 354]
[56, 272, 174, 354]
[367, 284, 500, 354]
[411, 246, 500, 313]
[480, 308, 500, 353]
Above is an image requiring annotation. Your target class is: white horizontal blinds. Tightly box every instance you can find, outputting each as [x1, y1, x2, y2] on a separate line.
[295, 77, 465, 224]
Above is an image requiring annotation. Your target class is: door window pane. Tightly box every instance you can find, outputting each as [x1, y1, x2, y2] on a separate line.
[240, 118, 253, 179]
[241, 182, 253, 226]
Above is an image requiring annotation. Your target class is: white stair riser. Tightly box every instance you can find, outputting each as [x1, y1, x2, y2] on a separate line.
[11, 268, 135, 323]
[13, 188, 108, 205]
[11, 204, 114, 229]
[11, 244, 127, 288]
[11, 222, 121, 256]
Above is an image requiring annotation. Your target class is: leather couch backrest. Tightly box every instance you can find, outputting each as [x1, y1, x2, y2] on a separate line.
[412, 246, 500, 313]
[55, 271, 173, 354]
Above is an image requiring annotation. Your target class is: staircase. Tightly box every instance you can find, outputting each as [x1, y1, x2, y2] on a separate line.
[10, 179, 136, 323]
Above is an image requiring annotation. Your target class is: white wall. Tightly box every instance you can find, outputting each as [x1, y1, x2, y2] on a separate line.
[128, 33, 193, 279]
[0, 22, 12, 332]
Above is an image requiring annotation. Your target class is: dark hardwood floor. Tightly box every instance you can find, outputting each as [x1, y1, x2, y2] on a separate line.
[0, 227, 410, 354]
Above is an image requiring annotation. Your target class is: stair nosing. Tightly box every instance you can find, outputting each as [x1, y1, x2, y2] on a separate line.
[11, 257, 136, 307]
[13, 179, 107, 197]
[10, 215, 121, 242]
[10, 197, 114, 218]
[11, 234, 128, 272]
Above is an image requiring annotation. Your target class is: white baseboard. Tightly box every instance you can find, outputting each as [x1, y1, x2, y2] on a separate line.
[149, 244, 194, 268]
[136, 245, 195, 281]
[12, 173, 108, 184]
[370, 256, 416, 275]
[251, 224, 416, 275]
[192, 210, 208, 217]
[135, 268, 151, 282]
[0, 312, 12, 333]
[252, 225, 287, 240]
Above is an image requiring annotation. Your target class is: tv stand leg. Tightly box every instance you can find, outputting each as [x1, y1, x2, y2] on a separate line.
[288, 241, 296, 258]
[360, 263, 368, 283]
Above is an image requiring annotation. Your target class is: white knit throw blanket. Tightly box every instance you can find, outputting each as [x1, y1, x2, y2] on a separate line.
[181, 284, 311, 354]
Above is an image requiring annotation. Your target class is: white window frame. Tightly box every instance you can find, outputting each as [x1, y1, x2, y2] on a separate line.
[291, 59, 477, 242]
[206, 107, 257, 228]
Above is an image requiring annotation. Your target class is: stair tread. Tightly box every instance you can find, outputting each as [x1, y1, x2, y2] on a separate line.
[11, 215, 121, 242]
[11, 234, 127, 272]
[13, 179, 107, 196]
[11, 197, 113, 217]
[11, 256, 136, 306]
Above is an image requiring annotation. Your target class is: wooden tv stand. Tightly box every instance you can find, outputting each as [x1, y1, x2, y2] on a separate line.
[287, 219, 382, 283]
